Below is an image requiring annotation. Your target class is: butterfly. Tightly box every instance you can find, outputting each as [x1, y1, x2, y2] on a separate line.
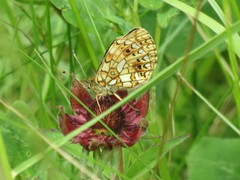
[82, 27, 157, 98]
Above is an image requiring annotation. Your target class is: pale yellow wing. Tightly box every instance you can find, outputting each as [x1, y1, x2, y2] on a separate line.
[95, 27, 157, 89]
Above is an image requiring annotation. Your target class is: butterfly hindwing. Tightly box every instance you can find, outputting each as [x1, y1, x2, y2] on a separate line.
[95, 28, 157, 90]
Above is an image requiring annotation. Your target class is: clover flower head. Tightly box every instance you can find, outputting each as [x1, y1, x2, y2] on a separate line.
[58, 78, 149, 151]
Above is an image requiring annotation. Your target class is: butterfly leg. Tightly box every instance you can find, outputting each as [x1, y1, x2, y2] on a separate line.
[95, 95, 103, 113]
[113, 92, 139, 112]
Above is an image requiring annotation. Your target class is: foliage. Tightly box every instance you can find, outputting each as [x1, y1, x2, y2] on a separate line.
[0, 0, 239, 179]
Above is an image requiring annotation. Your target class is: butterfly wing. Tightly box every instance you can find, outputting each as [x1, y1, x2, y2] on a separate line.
[95, 28, 157, 90]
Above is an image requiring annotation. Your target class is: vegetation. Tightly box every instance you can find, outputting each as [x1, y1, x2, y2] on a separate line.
[0, 0, 240, 179]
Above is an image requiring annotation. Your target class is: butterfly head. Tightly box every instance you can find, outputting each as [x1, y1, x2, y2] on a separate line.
[80, 78, 94, 90]
[80, 78, 110, 96]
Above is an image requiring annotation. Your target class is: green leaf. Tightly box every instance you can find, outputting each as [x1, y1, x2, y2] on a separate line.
[139, 0, 163, 10]
[187, 137, 240, 180]
[51, 0, 114, 30]
[105, 15, 132, 33]
[157, 8, 179, 28]
[0, 101, 46, 177]
[51, 0, 70, 9]
[126, 135, 190, 178]
[0, 130, 13, 180]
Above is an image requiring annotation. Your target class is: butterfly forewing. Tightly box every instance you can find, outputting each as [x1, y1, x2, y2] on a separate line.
[95, 27, 157, 90]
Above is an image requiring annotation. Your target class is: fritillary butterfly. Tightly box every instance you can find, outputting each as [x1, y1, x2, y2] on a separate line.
[83, 27, 157, 96]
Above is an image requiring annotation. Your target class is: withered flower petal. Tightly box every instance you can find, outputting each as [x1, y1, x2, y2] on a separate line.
[58, 78, 149, 151]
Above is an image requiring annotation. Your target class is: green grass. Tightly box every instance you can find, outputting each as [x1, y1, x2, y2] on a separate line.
[0, 0, 240, 179]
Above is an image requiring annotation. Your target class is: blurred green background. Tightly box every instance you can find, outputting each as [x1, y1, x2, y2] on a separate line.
[0, 0, 240, 179]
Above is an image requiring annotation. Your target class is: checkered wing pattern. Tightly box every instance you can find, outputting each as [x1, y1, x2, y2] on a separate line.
[95, 28, 157, 90]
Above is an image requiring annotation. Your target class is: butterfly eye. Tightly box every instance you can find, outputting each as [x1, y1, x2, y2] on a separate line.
[81, 80, 91, 89]
[87, 83, 91, 89]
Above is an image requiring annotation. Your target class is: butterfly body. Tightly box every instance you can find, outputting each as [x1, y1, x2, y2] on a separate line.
[81, 78, 118, 96]
[82, 27, 157, 97]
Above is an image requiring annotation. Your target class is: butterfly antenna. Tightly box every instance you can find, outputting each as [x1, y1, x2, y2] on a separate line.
[62, 70, 76, 79]
[72, 50, 88, 78]
[62, 70, 89, 90]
